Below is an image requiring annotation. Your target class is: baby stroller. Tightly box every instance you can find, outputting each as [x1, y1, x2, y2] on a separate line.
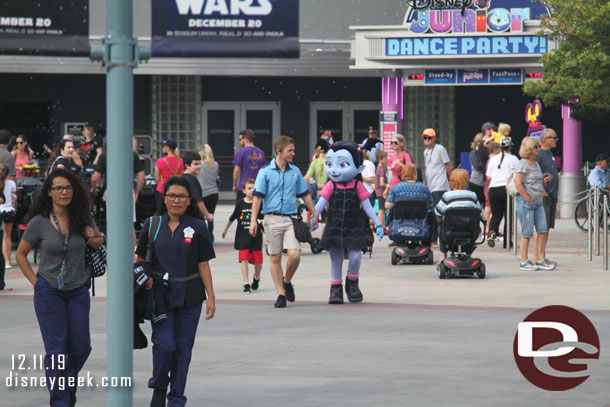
[387, 199, 434, 265]
[16, 177, 43, 231]
[437, 207, 486, 279]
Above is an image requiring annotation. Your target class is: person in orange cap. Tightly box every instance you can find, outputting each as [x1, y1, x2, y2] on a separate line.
[422, 128, 452, 205]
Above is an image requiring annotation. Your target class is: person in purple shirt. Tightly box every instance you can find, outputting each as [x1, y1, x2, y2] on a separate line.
[233, 129, 266, 201]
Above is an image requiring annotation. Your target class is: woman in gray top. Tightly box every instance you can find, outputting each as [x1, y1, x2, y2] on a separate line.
[198, 144, 220, 242]
[16, 169, 104, 406]
[514, 137, 554, 271]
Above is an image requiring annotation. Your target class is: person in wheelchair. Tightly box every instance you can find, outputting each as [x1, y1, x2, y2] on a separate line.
[385, 164, 435, 264]
[435, 169, 486, 278]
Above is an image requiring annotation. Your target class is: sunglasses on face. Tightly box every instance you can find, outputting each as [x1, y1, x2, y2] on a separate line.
[391, 141, 400, 145]
[533, 145, 541, 149]
[423, 136, 433, 141]
[17, 141, 24, 144]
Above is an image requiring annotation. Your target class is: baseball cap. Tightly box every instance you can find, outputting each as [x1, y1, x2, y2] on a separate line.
[500, 137, 513, 148]
[596, 154, 609, 163]
[482, 122, 497, 131]
[162, 139, 177, 149]
[421, 128, 436, 138]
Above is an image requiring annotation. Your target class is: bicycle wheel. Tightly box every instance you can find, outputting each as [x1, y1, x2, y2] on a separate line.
[574, 199, 589, 231]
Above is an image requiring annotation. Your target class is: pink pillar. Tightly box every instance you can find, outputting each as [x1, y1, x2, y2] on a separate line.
[562, 104, 582, 173]
[381, 77, 403, 134]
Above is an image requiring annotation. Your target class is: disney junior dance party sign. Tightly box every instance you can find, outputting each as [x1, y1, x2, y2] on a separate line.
[386, 0, 551, 58]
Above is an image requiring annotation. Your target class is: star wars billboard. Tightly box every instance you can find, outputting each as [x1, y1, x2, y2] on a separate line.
[152, 0, 300, 58]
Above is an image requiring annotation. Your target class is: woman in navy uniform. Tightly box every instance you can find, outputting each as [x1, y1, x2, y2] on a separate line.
[16, 168, 104, 406]
[136, 176, 216, 407]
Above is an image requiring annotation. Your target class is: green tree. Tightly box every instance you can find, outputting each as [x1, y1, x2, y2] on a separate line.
[523, 0, 610, 121]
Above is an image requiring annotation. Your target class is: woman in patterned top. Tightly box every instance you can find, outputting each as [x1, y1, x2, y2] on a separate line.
[514, 137, 554, 271]
[385, 163, 433, 210]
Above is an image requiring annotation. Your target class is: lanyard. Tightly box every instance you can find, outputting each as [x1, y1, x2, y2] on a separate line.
[51, 210, 69, 288]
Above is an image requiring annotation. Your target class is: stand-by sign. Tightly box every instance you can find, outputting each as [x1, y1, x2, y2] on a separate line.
[406, 68, 524, 86]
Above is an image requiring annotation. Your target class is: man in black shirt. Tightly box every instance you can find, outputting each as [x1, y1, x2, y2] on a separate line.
[91, 138, 146, 248]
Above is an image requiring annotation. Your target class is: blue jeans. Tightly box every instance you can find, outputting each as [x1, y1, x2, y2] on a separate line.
[34, 276, 91, 407]
[515, 195, 548, 238]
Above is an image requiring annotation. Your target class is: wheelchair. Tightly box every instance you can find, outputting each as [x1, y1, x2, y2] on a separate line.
[437, 207, 486, 279]
[387, 199, 434, 265]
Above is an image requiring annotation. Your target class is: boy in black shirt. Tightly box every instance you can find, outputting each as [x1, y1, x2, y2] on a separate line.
[181, 151, 214, 225]
[222, 179, 263, 293]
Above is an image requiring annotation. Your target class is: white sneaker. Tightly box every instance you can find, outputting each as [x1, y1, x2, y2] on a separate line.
[5, 263, 11, 269]
[536, 259, 556, 270]
[520, 260, 539, 271]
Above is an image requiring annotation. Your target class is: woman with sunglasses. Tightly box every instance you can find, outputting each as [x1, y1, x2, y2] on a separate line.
[16, 169, 104, 406]
[514, 137, 554, 271]
[135, 176, 215, 407]
[11, 134, 35, 179]
[384, 134, 412, 195]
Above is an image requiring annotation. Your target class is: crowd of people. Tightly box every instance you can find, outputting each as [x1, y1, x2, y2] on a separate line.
[0, 121, 566, 406]
[303, 123, 561, 272]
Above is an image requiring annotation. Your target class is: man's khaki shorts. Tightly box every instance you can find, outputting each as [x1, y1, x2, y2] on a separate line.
[263, 214, 301, 255]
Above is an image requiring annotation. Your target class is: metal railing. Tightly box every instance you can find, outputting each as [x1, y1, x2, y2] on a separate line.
[504, 193, 519, 255]
[598, 194, 610, 270]
[584, 186, 610, 269]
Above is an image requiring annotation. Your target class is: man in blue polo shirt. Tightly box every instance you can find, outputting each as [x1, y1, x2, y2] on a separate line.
[250, 136, 318, 308]
[588, 154, 610, 190]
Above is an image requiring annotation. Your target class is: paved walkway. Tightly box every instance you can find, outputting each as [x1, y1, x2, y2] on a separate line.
[1, 205, 608, 406]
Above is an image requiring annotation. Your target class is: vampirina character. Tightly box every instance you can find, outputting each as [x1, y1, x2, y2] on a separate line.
[314, 141, 384, 304]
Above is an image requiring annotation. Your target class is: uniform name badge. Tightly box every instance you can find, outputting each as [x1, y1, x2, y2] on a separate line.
[183, 227, 195, 244]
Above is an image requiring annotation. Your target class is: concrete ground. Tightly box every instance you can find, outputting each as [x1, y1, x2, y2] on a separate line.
[1, 204, 609, 407]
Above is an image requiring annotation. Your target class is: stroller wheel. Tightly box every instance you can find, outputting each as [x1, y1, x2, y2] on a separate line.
[310, 238, 323, 254]
[478, 264, 486, 279]
[426, 251, 434, 265]
[391, 249, 399, 265]
[487, 232, 496, 247]
[437, 263, 447, 279]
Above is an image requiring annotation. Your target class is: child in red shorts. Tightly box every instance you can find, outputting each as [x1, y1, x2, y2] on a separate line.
[222, 179, 263, 293]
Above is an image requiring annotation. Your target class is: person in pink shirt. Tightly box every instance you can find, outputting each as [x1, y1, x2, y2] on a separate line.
[314, 141, 384, 305]
[154, 139, 183, 211]
[11, 134, 34, 178]
[386, 134, 413, 189]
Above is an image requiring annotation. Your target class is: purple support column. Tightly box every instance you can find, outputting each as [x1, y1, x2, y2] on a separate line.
[562, 104, 582, 173]
[558, 103, 585, 218]
[381, 77, 403, 134]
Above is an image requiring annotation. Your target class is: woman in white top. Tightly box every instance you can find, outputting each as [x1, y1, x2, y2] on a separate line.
[0, 164, 16, 269]
[361, 150, 377, 207]
[485, 137, 519, 246]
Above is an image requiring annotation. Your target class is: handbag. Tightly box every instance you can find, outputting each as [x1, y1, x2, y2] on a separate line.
[85, 244, 107, 278]
[291, 213, 312, 243]
[506, 170, 518, 197]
